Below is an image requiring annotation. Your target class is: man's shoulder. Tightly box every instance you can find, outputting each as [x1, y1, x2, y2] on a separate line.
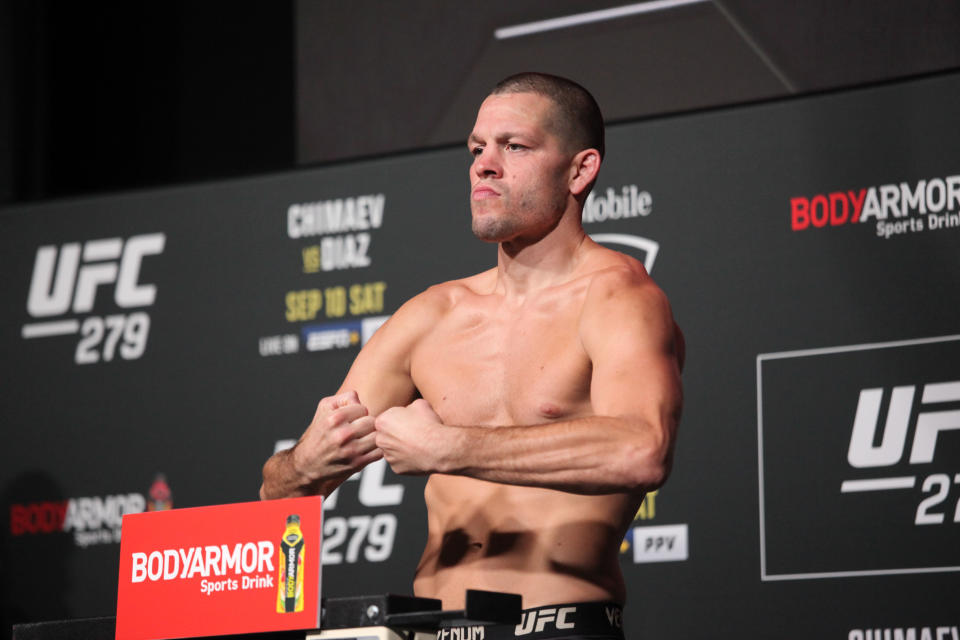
[388, 268, 496, 328]
[581, 245, 662, 303]
[578, 246, 681, 362]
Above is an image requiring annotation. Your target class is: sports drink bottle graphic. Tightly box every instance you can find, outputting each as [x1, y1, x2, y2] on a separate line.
[276, 514, 305, 613]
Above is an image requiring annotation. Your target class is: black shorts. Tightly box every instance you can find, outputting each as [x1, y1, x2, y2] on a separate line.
[436, 601, 625, 640]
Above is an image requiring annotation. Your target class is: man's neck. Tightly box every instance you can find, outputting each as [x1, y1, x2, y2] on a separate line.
[494, 212, 589, 298]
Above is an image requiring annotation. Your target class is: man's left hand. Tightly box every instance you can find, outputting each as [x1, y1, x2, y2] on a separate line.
[374, 399, 448, 475]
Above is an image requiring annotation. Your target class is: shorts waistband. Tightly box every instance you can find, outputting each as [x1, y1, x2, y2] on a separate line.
[436, 601, 624, 640]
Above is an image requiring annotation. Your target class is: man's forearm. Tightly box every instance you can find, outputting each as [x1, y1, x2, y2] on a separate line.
[259, 447, 340, 500]
[435, 416, 672, 495]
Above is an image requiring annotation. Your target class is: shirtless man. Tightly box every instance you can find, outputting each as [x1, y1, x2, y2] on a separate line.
[261, 72, 683, 639]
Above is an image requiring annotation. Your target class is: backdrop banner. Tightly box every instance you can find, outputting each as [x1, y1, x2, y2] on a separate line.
[2, 72, 958, 638]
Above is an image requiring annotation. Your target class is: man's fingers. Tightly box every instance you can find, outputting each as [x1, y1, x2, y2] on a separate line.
[357, 448, 384, 467]
[327, 403, 368, 426]
[352, 430, 379, 455]
[373, 407, 397, 430]
[317, 390, 361, 415]
[335, 431, 381, 470]
[329, 416, 375, 451]
[335, 390, 361, 407]
[332, 415, 375, 444]
[348, 415, 377, 437]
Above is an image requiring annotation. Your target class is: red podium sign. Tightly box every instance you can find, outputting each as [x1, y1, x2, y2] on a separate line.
[116, 496, 323, 640]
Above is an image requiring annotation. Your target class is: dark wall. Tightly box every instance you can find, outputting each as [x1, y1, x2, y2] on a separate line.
[0, 0, 13, 203]
[4, 1, 294, 202]
[4, 1, 960, 205]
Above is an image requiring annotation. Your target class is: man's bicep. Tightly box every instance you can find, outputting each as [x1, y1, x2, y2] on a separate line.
[337, 293, 439, 415]
[582, 278, 682, 425]
[337, 329, 415, 416]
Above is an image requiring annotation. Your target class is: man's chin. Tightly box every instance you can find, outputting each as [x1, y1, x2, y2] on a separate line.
[472, 230, 505, 243]
[471, 216, 513, 243]
[471, 223, 514, 243]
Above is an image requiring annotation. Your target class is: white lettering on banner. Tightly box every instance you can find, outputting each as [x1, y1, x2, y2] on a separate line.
[847, 381, 960, 468]
[63, 493, 146, 532]
[131, 541, 275, 583]
[582, 185, 652, 223]
[321, 513, 397, 564]
[22, 233, 165, 365]
[632, 523, 688, 563]
[322, 458, 404, 510]
[259, 334, 300, 356]
[849, 626, 959, 640]
[27, 234, 165, 316]
[317, 464, 402, 564]
[841, 380, 960, 526]
[927, 211, 960, 230]
[319, 233, 371, 270]
[287, 195, 385, 238]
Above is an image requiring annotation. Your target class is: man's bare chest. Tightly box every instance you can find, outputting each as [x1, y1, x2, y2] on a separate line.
[409, 294, 593, 426]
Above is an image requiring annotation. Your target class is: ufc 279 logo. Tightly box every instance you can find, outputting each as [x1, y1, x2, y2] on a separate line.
[22, 233, 165, 365]
[844, 381, 960, 525]
[758, 335, 960, 580]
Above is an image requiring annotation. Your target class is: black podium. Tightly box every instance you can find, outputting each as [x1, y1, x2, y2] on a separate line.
[12, 590, 521, 640]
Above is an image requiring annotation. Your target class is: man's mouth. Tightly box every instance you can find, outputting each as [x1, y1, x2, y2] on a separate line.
[472, 185, 500, 200]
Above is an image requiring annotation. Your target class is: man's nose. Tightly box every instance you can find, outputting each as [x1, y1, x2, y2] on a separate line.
[472, 148, 502, 178]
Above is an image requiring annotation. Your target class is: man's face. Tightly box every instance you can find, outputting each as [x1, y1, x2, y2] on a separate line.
[467, 92, 573, 244]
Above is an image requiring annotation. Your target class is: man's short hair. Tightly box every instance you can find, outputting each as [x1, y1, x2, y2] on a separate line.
[491, 72, 605, 160]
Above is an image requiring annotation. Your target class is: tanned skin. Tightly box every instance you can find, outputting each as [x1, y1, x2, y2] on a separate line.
[261, 91, 683, 609]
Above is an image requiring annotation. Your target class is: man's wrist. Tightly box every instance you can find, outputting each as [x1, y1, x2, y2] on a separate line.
[288, 444, 320, 485]
[433, 425, 468, 475]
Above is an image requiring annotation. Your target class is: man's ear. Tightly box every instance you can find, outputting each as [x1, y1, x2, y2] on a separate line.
[568, 149, 602, 197]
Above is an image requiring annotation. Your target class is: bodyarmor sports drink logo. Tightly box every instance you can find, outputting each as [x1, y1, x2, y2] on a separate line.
[10, 493, 146, 548]
[21, 233, 165, 364]
[757, 335, 960, 580]
[130, 540, 277, 596]
[9, 475, 171, 548]
[789, 174, 960, 238]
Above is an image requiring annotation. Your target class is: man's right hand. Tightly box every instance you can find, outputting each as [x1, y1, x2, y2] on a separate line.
[294, 390, 384, 486]
[260, 390, 383, 500]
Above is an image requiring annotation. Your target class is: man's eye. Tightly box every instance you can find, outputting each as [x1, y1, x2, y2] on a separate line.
[470, 147, 483, 157]
[506, 143, 524, 151]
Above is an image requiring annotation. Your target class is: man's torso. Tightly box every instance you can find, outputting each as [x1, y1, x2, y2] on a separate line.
[406, 256, 645, 608]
